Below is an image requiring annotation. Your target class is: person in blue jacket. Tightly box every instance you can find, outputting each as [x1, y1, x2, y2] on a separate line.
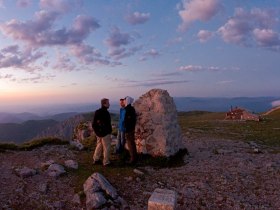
[115, 98, 126, 154]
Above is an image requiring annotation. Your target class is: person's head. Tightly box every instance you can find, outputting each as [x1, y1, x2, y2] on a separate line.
[124, 96, 134, 106]
[119, 98, 125, 107]
[101, 98, 110, 108]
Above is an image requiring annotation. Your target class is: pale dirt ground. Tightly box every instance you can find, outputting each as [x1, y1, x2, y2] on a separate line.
[0, 136, 280, 209]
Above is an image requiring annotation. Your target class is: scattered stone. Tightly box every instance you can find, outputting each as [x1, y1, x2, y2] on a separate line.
[253, 148, 262, 154]
[47, 164, 66, 177]
[38, 183, 48, 194]
[41, 160, 55, 170]
[64, 159, 78, 169]
[83, 172, 121, 209]
[15, 166, 37, 178]
[133, 169, 144, 175]
[124, 176, 133, 182]
[148, 188, 177, 210]
[70, 140, 84, 150]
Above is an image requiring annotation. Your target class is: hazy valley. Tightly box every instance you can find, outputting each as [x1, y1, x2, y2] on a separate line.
[0, 96, 279, 144]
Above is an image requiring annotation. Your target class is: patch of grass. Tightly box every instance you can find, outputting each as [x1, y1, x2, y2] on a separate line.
[19, 137, 68, 150]
[0, 142, 19, 152]
[0, 137, 69, 152]
[178, 111, 280, 147]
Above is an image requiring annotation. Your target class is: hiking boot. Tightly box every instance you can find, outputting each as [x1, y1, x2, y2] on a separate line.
[93, 160, 102, 165]
[103, 162, 112, 167]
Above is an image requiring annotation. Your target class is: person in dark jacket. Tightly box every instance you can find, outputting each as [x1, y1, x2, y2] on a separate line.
[123, 96, 137, 164]
[92, 98, 112, 166]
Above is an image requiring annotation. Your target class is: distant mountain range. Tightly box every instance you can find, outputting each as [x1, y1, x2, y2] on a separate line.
[0, 97, 279, 143]
[0, 112, 80, 124]
[173, 96, 279, 113]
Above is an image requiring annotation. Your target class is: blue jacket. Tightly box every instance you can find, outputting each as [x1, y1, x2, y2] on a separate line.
[118, 107, 126, 132]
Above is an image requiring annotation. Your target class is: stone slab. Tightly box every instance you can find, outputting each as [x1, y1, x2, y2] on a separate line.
[148, 188, 177, 210]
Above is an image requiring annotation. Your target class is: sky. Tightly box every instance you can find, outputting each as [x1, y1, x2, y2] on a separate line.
[0, 0, 280, 112]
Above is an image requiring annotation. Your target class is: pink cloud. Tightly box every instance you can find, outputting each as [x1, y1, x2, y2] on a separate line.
[70, 44, 111, 65]
[125, 12, 150, 25]
[179, 65, 239, 72]
[178, 0, 221, 31]
[40, 0, 80, 13]
[105, 27, 140, 60]
[105, 27, 133, 48]
[218, 7, 280, 50]
[197, 30, 214, 42]
[0, 45, 45, 70]
[253, 28, 280, 48]
[0, 11, 100, 47]
[17, 0, 32, 8]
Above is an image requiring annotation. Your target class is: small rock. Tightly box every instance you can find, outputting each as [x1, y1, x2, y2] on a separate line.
[64, 159, 78, 169]
[47, 164, 66, 177]
[16, 166, 37, 178]
[133, 169, 144, 175]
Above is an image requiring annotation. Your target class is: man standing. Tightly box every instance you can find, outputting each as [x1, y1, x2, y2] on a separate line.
[92, 98, 112, 166]
[115, 98, 126, 154]
[124, 96, 137, 164]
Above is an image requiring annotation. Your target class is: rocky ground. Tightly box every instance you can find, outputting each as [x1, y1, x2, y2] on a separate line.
[1, 136, 280, 209]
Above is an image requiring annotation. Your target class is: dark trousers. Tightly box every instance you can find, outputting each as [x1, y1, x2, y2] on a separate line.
[125, 131, 137, 162]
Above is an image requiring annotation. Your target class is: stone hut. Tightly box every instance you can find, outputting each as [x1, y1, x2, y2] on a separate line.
[225, 107, 260, 121]
[133, 89, 183, 157]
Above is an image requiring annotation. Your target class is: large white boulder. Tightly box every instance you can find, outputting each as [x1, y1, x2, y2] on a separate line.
[134, 89, 183, 157]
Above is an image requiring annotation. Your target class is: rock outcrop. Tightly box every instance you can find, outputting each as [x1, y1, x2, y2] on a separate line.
[134, 89, 183, 157]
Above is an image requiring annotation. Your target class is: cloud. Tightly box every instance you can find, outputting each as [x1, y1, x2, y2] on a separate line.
[197, 30, 214, 42]
[216, 80, 233, 85]
[117, 78, 189, 88]
[139, 48, 160, 61]
[17, 0, 32, 8]
[105, 27, 133, 48]
[0, 11, 100, 47]
[151, 71, 182, 77]
[105, 27, 140, 60]
[218, 7, 280, 50]
[178, 0, 221, 32]
[125, 12, 150, 25]
[0, 0, 5, 8]
[179, 65, 203, 71]
[179, 65, 239, 72]
[69, 44, 111, 65]
[20, 73, 56, 83]
[0, 73, 15, 81]
[40, 0, 81, 13]
[253, 28, 280, 49]
[0, 10, 103, 69]
[0, 45, 45, 71]
[52, 53, 78, 72]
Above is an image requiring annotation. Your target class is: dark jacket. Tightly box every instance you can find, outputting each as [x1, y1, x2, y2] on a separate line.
[92, 106, 112, 137]
[124, 104, 136, 133]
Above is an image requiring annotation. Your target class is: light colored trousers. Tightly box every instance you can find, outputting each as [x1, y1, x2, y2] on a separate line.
[93, 134, 111, 165]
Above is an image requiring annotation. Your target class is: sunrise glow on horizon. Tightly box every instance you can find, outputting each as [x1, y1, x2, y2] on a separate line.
[0, 0, 280, 112]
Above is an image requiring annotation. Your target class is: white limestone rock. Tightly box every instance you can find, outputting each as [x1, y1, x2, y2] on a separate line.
[47, 163, 66, 177]
[134, 89, 183, 157]
[64, 159, 78, 169]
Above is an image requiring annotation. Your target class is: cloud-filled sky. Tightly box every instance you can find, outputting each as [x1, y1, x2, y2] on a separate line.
[0, 0, 280, 111]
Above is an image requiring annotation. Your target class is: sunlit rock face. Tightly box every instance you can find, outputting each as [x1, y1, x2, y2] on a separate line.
[134, 89, 183, 157]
